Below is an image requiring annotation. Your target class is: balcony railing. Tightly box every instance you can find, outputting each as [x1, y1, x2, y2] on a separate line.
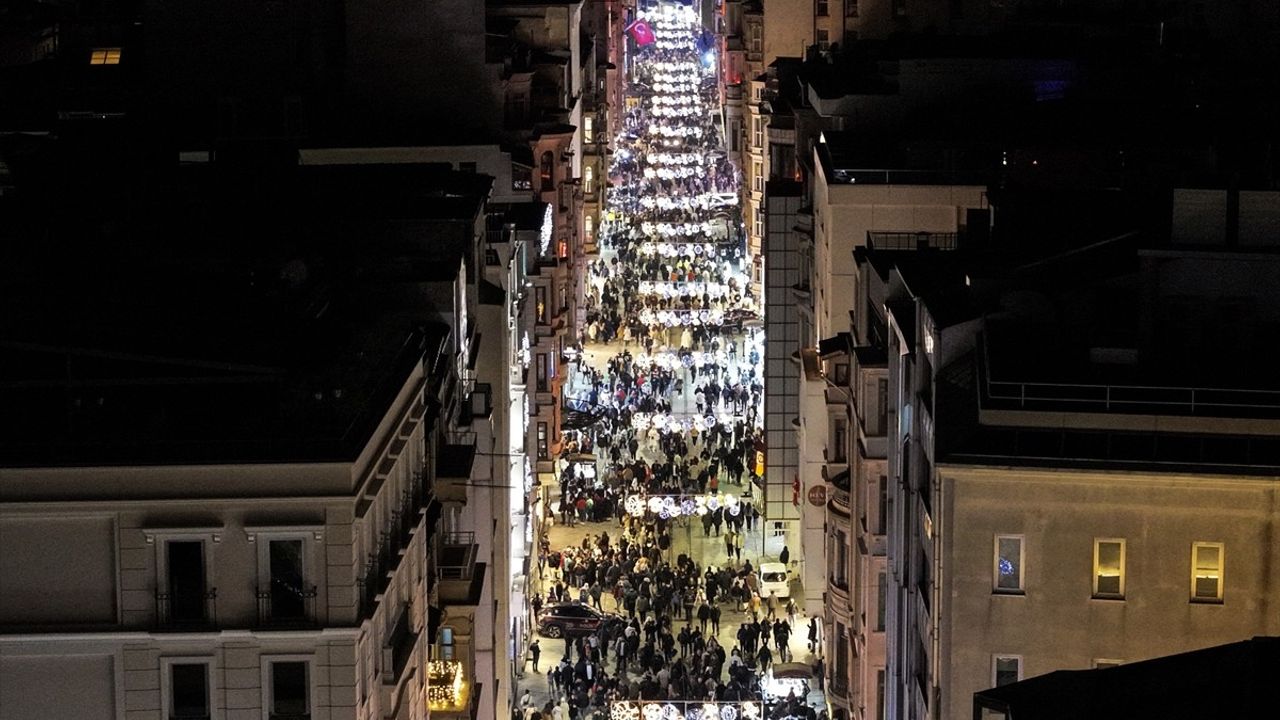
[155, 589, 217, 630]
[867, 231, 959, 252]
[439, 532, 477, 580]
[255, 583, 318, 628]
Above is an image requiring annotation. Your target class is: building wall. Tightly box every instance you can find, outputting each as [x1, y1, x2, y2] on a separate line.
[937, 466, 1280, 720]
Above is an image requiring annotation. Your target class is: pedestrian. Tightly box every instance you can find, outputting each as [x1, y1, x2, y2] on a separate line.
[779, 544, 790, 565]
[530, 639, 541, 672]
[808, 616, 819, 651]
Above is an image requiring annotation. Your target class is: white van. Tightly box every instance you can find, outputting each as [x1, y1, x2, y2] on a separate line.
[759, 562, 790, 599]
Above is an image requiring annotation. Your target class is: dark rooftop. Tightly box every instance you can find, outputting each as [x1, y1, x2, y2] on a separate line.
[974, 636, 1280, 720]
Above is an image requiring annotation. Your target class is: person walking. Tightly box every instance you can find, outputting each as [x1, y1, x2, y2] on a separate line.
[530, 639, 542, 672]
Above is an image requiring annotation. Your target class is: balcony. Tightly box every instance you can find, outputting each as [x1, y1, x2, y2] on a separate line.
[255, 583, 318, 628]
[435, 438, 476, 504]
[155, 589, 217, 631]
[867, 231, 959, 252]
[438, 532, 486, 606]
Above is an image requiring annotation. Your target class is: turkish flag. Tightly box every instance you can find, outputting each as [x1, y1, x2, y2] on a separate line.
[627, 20, 656, 46]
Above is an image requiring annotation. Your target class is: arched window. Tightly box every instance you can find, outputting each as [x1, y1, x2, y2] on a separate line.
[584, 215, 594, 239]
[584, 166, 594, 195]
[540, 151, 554, 193]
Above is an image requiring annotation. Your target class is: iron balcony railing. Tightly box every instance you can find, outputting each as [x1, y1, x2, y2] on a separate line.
[155, 589, 217, 630]
[255, 583, 318, 628]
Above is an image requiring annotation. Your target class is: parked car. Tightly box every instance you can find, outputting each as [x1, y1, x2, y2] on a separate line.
[537, 602, 623, 638]
[759, 562, 791, 599]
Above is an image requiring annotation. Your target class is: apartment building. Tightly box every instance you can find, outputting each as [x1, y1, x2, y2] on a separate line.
[0, 312, 469, 720]
[877, 229, 1280, 720]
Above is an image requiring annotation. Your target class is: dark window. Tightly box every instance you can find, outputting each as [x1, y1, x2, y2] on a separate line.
[876, 572, 886, 631]
[167, 541, 206, 622]
[485, 249, 500, 266]
[876, 379, 888, 434]
[994, 657, 1020, 687]
[170, 663, 209, 719]
[816, 0, 828, 16]
[269, 540, 305, 619]
[271, 662, 309, 718]
[537, 422, 549, 460]
[540, 151, 555, 193]
[877, 476, 887, 534]
[876, 669, 885, 720]
[537, 353, 550, 393]
[848, 0, 859, 17]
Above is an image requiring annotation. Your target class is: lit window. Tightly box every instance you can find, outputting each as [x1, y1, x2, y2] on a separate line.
[584, 214, 593, 239]
[1093, 659, 1123, 669]
[993, 535, 1024, 593]
[439, 626, 455, 660]
[1092, 539, 1125, 599]
[583, 116, 594, 143]
[584, 166, 594, 194]
[992, 655, 1021, 687]
[1191, 542, 1224, 602]
[89, 48, 122, 65]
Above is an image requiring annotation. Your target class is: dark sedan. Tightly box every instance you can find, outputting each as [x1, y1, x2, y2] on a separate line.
[536, 602, 623, 638]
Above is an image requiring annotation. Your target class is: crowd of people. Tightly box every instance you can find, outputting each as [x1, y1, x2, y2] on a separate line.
[517, 6, 824, 720]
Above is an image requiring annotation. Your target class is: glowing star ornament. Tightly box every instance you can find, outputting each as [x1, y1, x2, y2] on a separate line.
[642, 704, 664, 720]
[612, 703, 640, 720]
[740, 703, 762, 720]
[625, 495, 646, 517]
[663, 705, 684, 720]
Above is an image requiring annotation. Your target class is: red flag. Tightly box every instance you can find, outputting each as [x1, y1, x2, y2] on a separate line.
[627, 20, 655, 46]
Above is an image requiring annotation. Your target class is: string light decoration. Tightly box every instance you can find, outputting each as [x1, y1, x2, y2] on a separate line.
[624, 493, 743, 518]
[426, 661, 465, 709]
[609, 701, 759, 720]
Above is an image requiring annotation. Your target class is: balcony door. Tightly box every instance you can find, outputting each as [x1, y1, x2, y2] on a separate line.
[269, 539, 306, 620]
[166, 540, 206, 622]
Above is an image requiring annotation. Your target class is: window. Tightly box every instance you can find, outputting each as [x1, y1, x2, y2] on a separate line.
[89, 47, 122, 65]
[748, 25, 762, 54]
[584, 166, 594, 195]
[831, 416, 848, 462]
[485, 248, 500, 266]
[753, 161, 763, 193]
[993, 535, 1024, 593]
[875, 571, 886, 631]
[847, 0, 859, 17]
[165, 540, 209, 623]
[830, 529, 848, 589]
[876, 378, 888, 435]
[875, 669, 885, 720]
[1092, 539, 1125, 599]
[1093, 659, 1123, 669]
[834, 362, 850, 385]
[163, 660, 211, 720]
[833, 622, 849, 685]
[535, 286, 548, 324]
[536, 353, 550, 393]
[537, 422, 549, 460]
[584, 215, 593, 239]
[816, 29, 829, 49]
[816, 0, 829, 16]
[540, 151, 555, 193]
[265, 539, 307, 620]
[583, 116, 594, 143]
[1191, 542, 1224, 602]
[752, 118, 763, 148]
[265, 659, 310, 720]
[992, 655, 1021, 687]
[439, 626, 455, 660]
[877, 476, 887, 534]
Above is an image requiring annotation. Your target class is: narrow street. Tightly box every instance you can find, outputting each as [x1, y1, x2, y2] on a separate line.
[515, 5, 826, 720]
